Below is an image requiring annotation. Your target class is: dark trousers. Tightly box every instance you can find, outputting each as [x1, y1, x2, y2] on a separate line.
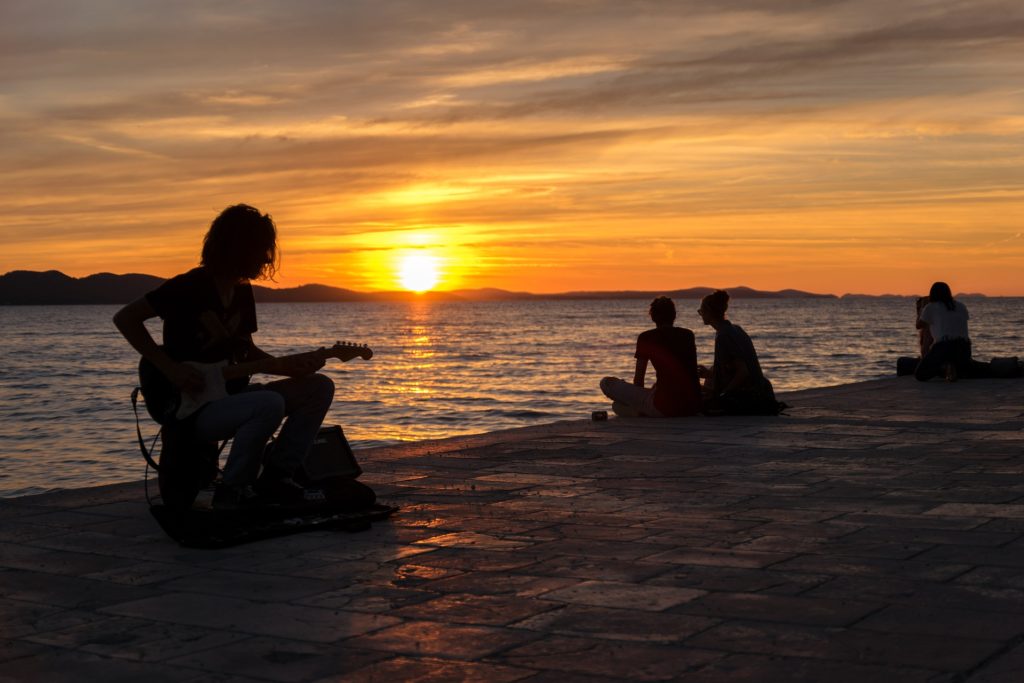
[915, 338, 972, 381]
[703, 378, 780, 416]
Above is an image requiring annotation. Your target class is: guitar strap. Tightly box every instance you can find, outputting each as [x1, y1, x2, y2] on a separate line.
[132, 387, 162, 471]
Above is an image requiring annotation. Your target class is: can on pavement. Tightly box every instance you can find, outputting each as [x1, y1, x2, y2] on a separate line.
[591, 410, 608, 421]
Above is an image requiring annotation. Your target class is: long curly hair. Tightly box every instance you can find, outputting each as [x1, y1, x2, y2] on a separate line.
[201, 204, 279, 280]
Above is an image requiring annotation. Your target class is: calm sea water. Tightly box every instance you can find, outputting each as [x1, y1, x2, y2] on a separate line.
[1, 298, 1022, 497]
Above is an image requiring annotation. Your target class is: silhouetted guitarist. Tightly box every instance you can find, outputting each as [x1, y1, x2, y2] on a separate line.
[114, 204, 335, 509]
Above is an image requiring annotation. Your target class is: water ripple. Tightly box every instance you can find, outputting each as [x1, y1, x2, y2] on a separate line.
[2, 298, 1023, 495]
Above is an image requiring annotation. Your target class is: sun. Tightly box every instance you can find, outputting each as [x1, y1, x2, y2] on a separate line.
[398, 253, 440, 292]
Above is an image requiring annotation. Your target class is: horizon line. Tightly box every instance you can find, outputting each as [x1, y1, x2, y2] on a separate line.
[3, 269, 1020, 299]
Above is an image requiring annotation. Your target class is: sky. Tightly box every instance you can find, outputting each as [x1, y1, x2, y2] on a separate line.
[2, 0, 1023, 295]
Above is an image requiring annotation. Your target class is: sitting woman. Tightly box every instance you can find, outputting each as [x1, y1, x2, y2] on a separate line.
[600, 297, 701, 417]
[697, 289, 780, 415]
[915, 281, 972, 382]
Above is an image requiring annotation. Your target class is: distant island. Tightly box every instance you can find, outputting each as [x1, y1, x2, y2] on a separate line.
[1, 269, 845, 305]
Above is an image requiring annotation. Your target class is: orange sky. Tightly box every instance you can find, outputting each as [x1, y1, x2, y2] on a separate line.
[2, 1, 1023, 295]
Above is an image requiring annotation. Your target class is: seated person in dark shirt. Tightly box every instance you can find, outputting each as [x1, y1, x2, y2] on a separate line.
[600, 297, 701, 417]
[114, 204, 335, 509]
[697, 289, 779, 415]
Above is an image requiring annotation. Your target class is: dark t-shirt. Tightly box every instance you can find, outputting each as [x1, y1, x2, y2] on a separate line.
[145, 267, 258, 366]
[712, 321, 765, 393]
[635, 326, 701, 416]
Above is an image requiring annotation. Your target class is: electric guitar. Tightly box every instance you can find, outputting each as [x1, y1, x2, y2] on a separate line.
[139, 341, 373, 425]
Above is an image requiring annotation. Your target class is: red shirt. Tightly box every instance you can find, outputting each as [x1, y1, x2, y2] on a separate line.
[635, 326, 701, 416]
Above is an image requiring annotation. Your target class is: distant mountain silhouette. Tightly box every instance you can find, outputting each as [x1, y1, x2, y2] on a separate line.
[840, 292, 988, 299]
[0, 270, 836, 305]
[547, 285, 834, 301]
[252, 283, 365, 303]
[0, 270, 165, 305]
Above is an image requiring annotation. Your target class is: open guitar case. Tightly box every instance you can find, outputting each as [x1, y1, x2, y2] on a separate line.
[132, 384, 396, 549]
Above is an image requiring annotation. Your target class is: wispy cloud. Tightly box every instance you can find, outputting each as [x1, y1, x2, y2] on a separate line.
[1, 0, 1022, 293]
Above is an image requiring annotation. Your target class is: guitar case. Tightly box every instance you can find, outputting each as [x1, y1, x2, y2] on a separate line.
[135, 408, 396, 547]
[150, 500, 398, 549]
[148, 473, 395, 548]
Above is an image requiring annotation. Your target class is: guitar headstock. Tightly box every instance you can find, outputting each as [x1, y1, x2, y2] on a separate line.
[327, 340, 373, 361]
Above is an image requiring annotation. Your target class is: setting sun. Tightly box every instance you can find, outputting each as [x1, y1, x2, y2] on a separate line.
[398, 253, 440, 292]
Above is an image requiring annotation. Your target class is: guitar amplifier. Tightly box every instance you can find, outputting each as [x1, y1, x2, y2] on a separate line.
[300, 425, 363, 481]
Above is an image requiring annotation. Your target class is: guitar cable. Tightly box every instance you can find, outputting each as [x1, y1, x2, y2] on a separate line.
[133, 387, 227, 507]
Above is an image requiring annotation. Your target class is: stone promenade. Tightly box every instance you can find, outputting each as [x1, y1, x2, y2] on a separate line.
[2, 377, 1023, 682]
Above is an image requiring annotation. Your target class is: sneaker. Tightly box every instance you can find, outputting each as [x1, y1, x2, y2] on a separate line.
[212, 483, 257, 510]
[254, 475, 307, 506]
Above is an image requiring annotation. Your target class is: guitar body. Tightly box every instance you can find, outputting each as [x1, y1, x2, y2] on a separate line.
[138, 357, 182, 426]
[176, 361, 231, 420]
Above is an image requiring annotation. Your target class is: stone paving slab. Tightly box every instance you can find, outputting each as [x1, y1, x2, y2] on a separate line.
[1, 376, 1023, 682]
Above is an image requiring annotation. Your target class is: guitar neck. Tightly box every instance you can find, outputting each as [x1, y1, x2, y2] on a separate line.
[221, 348, 329, 381]
[218, 342, 371, 381]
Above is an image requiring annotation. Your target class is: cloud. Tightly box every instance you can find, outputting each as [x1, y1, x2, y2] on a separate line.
[2, 0, 1023, 293]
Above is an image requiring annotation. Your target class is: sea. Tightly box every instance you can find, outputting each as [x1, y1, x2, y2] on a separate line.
[2, 297, 1022, 497]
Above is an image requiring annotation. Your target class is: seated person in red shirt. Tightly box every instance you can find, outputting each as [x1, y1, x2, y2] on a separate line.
[600, 297, 702, 417]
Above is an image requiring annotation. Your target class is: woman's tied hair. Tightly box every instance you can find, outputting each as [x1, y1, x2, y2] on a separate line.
[702, 289, 730, 318]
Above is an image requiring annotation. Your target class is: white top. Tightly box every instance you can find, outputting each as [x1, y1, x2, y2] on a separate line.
[920, 300, 970, 342]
